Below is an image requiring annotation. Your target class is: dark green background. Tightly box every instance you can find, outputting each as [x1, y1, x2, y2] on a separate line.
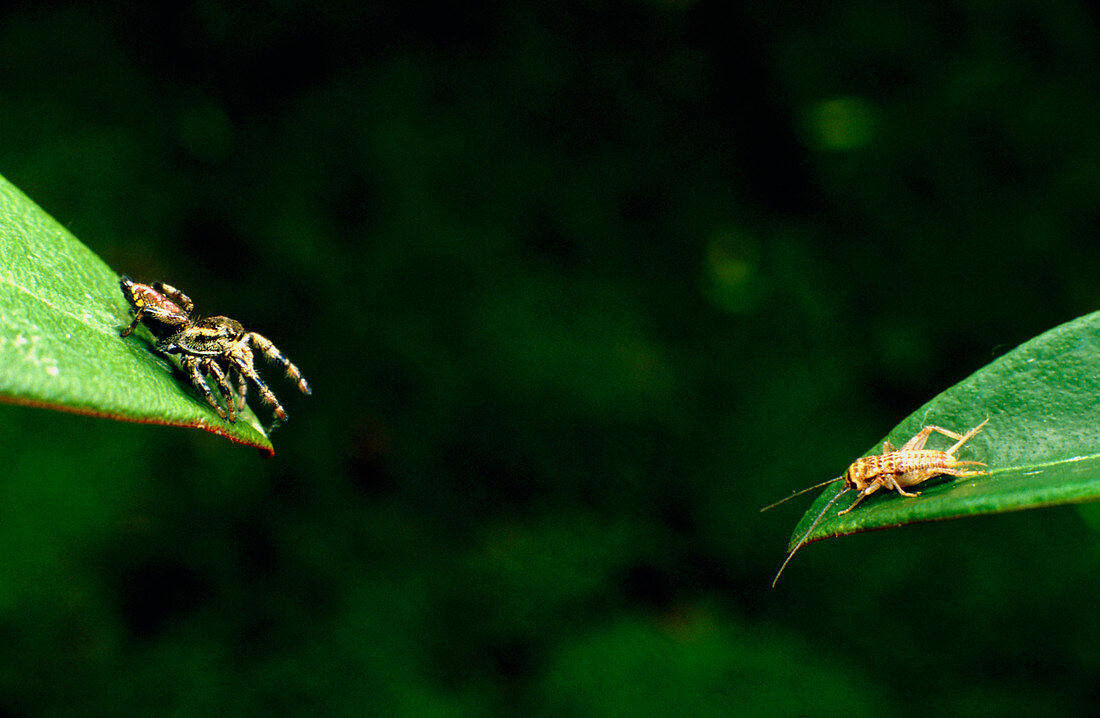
[2, 2, 1100, 715]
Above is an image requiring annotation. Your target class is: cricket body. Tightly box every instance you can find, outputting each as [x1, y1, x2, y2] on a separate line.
[764, 418, 990, 587]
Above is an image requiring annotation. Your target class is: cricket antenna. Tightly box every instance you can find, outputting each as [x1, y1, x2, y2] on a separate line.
[771, 487, 850, 588]
[759, 475, 845, 513]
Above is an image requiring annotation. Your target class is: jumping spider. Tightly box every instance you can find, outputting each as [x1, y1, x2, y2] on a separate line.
[119, 276, 311, 424]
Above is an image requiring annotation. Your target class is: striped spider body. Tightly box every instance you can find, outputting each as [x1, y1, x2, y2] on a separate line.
[119, 276, 311, 425]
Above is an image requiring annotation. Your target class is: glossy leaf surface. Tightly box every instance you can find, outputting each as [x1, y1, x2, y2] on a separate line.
[0, 173, 273, 454]
[787, 311, 1100, 550]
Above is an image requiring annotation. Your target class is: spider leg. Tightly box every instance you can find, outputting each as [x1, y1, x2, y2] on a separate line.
[204, 359, 238, 423]
[180, 355, 227, 420]
[233, 367, 248, 412]
[235, 361, 288, 421]
[120, 307, 146, 337]
[150, 281, 194, 314]
[245, 332, 312, 396]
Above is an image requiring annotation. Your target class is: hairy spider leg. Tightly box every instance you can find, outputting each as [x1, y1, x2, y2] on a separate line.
[236, 360, 288, 421]
[180, 355, 228, 420]
[119, 307, 147, 338]
[150, 281, 194, 314]
[233, 367, 249, 411]
[246, 332, 312, 396]
[225, 340, 289, 421]
[205, 359, 238, 422]
[120, 303, 185, 337]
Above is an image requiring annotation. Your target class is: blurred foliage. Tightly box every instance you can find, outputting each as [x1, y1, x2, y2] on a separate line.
[2, 1, 1100, 716]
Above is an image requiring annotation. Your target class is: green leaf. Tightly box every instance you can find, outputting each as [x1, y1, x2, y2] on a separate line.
[0, 172, 274, 455]
[785, 310, 1100, 552]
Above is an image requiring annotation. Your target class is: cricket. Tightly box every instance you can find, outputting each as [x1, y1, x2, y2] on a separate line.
[763, 418, 990, 587]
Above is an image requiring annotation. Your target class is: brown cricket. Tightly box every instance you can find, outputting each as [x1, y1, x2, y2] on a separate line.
[763, 418, 990, 586]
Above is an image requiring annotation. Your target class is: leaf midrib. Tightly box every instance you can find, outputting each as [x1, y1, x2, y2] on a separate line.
[0, 275, 121, 338]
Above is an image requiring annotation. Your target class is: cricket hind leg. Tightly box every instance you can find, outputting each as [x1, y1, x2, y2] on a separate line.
[898, 418, 989, 452]
[901, 425, 966, 451]
[944, 418, 990, 455]
[937, 462, 990, 479]
[894, 461, 990, 494]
